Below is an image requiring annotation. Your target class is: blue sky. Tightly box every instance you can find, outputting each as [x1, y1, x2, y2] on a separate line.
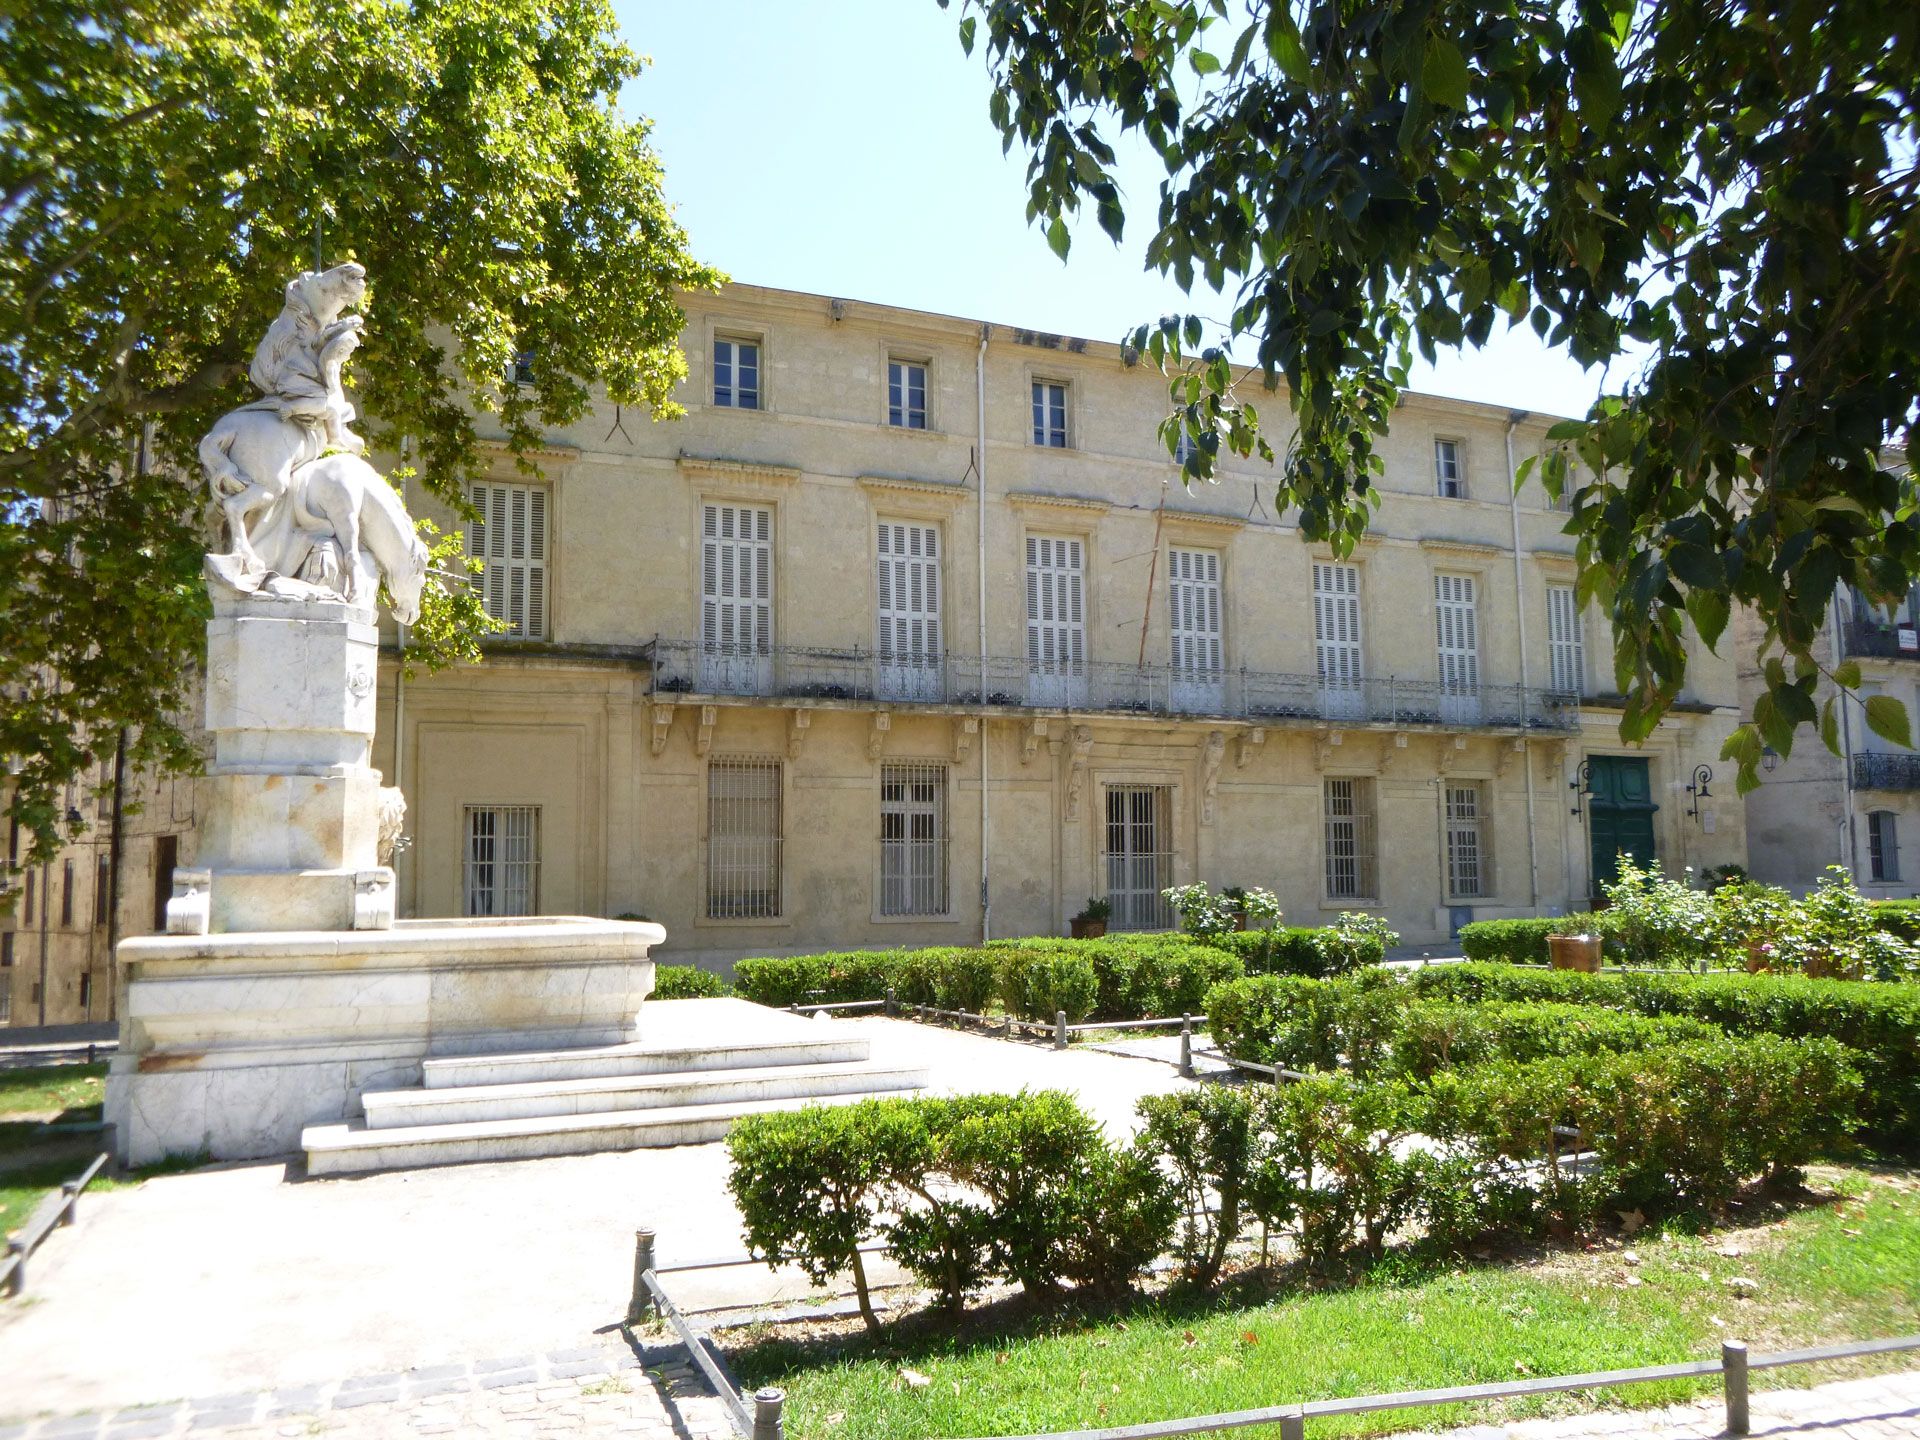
[618, 0, 1627, 421]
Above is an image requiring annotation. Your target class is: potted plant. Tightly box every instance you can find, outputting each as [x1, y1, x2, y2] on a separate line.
[1221, 885, 1252, 930]
[1546, 914, 1603, 973]
[1071, 897, 1110, 940]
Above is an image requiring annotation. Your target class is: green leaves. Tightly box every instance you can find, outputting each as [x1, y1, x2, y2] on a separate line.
[1422, 36, 1470, 110]
[1865, 695, 1912, 750]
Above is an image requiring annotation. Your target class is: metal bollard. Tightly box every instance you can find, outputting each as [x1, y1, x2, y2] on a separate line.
[59, 1181, 78, 1226]
[1723, 1340, 1749, 1436]
[752, 1386, 786, 1440]
[1179, 1014, 1193, 1079]
[1279, 1408, 1305, 1440]
[5, 1241, 23, 1298]
[629, 1228, 658, 1324]
[1054, 1011, 1068, 1050]
[884, 986, 897, 1017]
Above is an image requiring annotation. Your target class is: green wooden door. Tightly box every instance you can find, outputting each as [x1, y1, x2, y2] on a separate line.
[1586, 755, 1657, 898]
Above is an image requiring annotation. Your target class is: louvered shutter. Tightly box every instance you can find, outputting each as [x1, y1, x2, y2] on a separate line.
[1547, 585, 1584, 695]
[1025, 536, 1085, 702]
[701, 503, 773, 692]
[468, 482, 548, 639]
[1313, 562, 1363, 717]
[1435, 573, 1480, 721]
[877, 522, 942, 700]
[1168, 547, 1223, 711]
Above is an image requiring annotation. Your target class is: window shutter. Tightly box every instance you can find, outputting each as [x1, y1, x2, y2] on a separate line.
[1313, 563, 1363, 706]
[468, 481, 548, 640]
[1169, 547, 1223, 679]
[1547, 585, 1583, 695]
[701, 502, 774, 656]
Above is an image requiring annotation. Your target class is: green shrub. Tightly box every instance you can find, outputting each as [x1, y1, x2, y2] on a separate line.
[1600, 856, 1718, 968]
[651, 964, 729, 999]
[731, 951, 902, 1007]
[994, 933, 1241, 1019]
[1260, 1072, 1426, 1267]
[1204, 973, 1405, 1075]
[726, 1091, 1176, 1325]
[1000, 949, 1099, 1023]
[1407, 960, 1620, 1006]
[1208, 923, 1395, 977]
[1457, 914, 1603, 965]
[1872, 899, 1920, 943]
[1136, 1087, 1259, 1287]
[1388, 1000, 1720, 1081]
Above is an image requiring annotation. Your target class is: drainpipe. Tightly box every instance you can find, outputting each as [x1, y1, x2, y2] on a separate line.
[976, 324, 992, 942]
[1832, 589, 1858, 879]
[392, 436, 411, 916]
[1505, 410, 1541, 911]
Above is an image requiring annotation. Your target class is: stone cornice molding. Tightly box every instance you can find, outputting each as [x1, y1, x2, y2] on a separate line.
[676, 452, 802, 487]
[1418, 537, 1506, 559]
[857, 473, 971, 506]
[1006, 490, 1111, 515]
[1161, 506, 1246, 533]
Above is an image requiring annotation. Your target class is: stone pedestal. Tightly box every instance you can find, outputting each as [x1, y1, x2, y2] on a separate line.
[176, 593, 393, 934]
[105, 916, 663, 1164]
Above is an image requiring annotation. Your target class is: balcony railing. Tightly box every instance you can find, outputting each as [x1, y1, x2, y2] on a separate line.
[645, 639, 1580, 732]
[1842, 620, 1920, 661]
[1852, 752, 1920, 791]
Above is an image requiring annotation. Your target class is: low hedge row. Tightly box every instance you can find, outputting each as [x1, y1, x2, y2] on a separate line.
[1206, 924, 1390, 977]
[1389, 1000, 1722, 1080]
[1456, 915, 1605, 965]
[726, 1090, 1177, 1327]
[731, 934, 1244, 1023]
[1141, 1034, 1859, 1281]
[1404, 962, 1920, 1149]
[652, 964, 729, 999]
[1872, 900, 1920, 942]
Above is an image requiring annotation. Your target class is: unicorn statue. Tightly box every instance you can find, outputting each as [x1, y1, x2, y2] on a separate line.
[199, 263, 430, 623]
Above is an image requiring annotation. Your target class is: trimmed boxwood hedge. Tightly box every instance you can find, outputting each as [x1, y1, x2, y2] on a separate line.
[1205, 925, 1390, 976]
[1872, 900, 1920, 942]
[651, 963, 729, 999]
[1388, 999, 1720, 1080]
[1455, 915, 1605, 964]
[1405, 961, 1920, 1149]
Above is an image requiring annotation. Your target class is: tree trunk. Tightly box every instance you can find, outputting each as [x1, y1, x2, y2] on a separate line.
[848, 1246, 881, 1334]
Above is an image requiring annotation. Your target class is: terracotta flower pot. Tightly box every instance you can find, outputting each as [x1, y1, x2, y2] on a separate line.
[1745, 941, 1772, 974]
[1548, 934, 1603, 973]
[1233, 912, 1250, 932]
[1070, 917, 1107, 940]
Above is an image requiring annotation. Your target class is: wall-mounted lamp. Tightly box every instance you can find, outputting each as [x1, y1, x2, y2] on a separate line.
[64, 806, 85, 828]
[1569, 759, 1594, 817]
[1686, 764, 1714, 824]
[1762, 747, 1779, 774]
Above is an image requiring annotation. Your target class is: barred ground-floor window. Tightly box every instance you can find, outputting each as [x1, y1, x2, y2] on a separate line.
[707, 757, 783, 919]
[464, 805, 540, 917]
[1869, 810, 1900, 883]
[1445, 782, 1491, 899]
[1103, 785, 1175, 930]
[1323, 777, 1378, 901]
[880, 762, 949, 916]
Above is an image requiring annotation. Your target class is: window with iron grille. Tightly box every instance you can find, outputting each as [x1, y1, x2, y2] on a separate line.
[1547, 584, 1585, 696]
[95, 853, 110, 925]
[880, 763, 949, 916]
[79, 972, 92, 1010]
[1031, 380, 1068, 447]
[1103, 786, 1175, 931]
[1, 931, 11, 968]
[60, 858, 72, 927]
[1323, 777, 1378, 900]
[468, 482, 549, 640]
[1446, 783, 1490, 899]
[714, 336, 760, 409]
[463, 805, 540, 917]
[707, 757, 783, 919]
[1435, 438, 1466, 498]
[1869, 810, 1900, 883]
[888, 360, 928, 429]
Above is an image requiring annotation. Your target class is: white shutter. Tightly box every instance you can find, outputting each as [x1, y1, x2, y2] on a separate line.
[1168, 547, 1223, 711]
[468, 482, 548, 639]
[1547, 584, 1584, 696]
[1313, 562, 1363, 717]
[877, 522, 942, 699]
[701, 502, 773, 693]
[1435, 573, 1480, 722]
[1025, 535, 1085, 702]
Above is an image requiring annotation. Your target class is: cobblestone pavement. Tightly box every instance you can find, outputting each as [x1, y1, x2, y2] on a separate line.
[0, 1340, 736, 1440]
[1400, 1368, 1920, 1440]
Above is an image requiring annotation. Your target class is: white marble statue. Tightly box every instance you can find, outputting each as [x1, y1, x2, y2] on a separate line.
[199, 263, 430, 622]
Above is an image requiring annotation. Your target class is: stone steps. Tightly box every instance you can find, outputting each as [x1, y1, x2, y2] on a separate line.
[297, 999, 929, 1175]
[361, 1058, 929, 1128]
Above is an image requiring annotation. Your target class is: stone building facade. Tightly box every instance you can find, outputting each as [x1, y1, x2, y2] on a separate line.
[372, 282, 1750, 967]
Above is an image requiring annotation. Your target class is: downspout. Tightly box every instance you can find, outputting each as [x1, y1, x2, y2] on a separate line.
[976, 325, 991, 942]
[393, 436, 410, 916]
[1832, 589, 1858, 878]
[1505, 410, 1541, 911]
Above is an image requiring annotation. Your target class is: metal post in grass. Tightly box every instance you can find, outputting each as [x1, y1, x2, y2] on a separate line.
[629, 1228, 658, 1324]
[1279, 1408, 1305, 1440]
[1723, 1340, 1749, 1436]
[1055, 1011, 1068, 1050]
[1179, 1014, 1193, 1078]
[752, 1387, 786, 1440]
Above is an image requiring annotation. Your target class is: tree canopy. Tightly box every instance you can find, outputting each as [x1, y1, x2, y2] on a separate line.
[942, 0, 1919, 790]
[1, 0, 718, 866]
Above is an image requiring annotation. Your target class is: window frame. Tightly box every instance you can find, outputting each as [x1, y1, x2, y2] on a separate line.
[1434, 437, 1468, 499]
[1031, 378, 1070, 448]
[462, 804, 542, 918]
[467, 479, 551, 642]
[878, 761, 951, 918]
[1869, 810, 1900, 883]
[712, 332, 764, 411]
[886, 356, 931, 431]
[1445, 781, 1491, 900]
[1323, 776, 1379, 902]
[704, 756, 785, 922]
[1547, 583, 1586, 697]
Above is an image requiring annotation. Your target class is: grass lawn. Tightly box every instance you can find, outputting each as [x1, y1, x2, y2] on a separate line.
[724, 1165, 1920, 1440]
[0, 1062, 107, 1238]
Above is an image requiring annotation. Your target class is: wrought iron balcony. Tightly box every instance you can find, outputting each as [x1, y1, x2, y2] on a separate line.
[1852, 752, 1920, 790]
[643, 639, 1580, 732]
[1841, 620, 1920, 662]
